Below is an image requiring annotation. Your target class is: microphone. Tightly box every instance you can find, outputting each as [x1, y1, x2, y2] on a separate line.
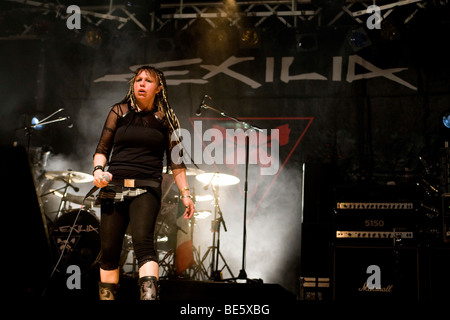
[84, 174, 110, 199]
[195, 95, 207, 116]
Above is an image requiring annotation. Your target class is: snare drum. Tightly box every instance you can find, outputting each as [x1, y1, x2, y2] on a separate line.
[50, 209, 100, 271]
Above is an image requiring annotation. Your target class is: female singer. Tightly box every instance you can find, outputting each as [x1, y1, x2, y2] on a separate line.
[92, 66, 194, 300]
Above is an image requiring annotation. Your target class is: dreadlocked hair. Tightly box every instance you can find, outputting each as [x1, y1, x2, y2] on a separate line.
[121, 66, 183, 146]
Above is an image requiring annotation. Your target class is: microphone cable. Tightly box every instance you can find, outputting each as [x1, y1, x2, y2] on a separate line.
[41, 192, 98, 299]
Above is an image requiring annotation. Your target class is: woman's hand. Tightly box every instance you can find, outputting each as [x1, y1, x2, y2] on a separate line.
[181, 196, 195, 219]
[172, 167, 195, 219]
[93, 170, 113, 188]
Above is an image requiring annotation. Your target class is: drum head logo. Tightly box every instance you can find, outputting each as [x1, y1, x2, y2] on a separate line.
[52, 236, 81, 264]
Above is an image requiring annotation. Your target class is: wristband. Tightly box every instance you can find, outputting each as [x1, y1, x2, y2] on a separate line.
[93, 165, 104, 174]
[180, 195, 192, 199]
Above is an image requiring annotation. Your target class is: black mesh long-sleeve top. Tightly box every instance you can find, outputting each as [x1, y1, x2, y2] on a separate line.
[94, 103, 185, 181]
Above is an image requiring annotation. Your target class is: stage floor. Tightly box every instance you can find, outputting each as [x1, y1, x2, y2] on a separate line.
[43, 274, 297, 302]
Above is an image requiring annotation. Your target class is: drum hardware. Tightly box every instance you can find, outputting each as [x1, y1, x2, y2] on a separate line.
[161, 166, 204, 204]
[193, 210, 212, 220]
[196, 172, 240, 187]
[195, 194, 214, 202]
[156, 187, 210, 281]
[43, 189, 98, 210]
[41, 186, 76, 220]
[184, 186, 210, 280]
[159, 249, 176, 279]
[184, 238, 209, 281]
[43, 170, 94, 219]
[119, 234, 139, 278]
[45, 170, 94, 184]
[196, 173, 239, 281]
[42, 205, 100, 298]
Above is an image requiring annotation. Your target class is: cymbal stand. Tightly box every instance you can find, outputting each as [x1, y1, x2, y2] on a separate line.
[184, 216, 208, 280]
[40, 182, 74, 223]
[54, 173, 81, 219]
[185, 187, 209, 280]
[56, 181, 70, 219]
[200, 182, 235, 281]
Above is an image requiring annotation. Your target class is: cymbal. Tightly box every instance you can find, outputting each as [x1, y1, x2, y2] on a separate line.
[45, 170, 94, 183]
[162, 166, 205, 176]
[194, 210, 211, 220]
[196, 172, 240, 186]
[195, 194, 214, 202]
[49, 190, 98, 207]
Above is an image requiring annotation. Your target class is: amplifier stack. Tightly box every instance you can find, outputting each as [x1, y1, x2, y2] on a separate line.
[300, 163, 450, 301]
[333, 185, 419, 246]
[331, 185, 421, 300]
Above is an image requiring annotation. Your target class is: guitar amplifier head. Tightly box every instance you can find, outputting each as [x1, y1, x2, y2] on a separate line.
[333, 184, 420, 245]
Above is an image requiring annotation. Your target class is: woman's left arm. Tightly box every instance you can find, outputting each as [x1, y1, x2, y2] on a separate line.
[172, 168, 195, 219]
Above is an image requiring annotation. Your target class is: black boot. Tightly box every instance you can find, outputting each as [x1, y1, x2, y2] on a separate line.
[98, 282, 119, 300]
[138, 276, 159, 300]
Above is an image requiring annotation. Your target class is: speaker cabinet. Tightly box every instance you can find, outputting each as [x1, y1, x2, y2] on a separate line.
[333, 246, 419, 300]
[299, 163, 335, 299]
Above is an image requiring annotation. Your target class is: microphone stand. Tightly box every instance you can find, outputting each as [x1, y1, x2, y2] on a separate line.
[198, 98, 262, 283]
[17, 108, 69, 154]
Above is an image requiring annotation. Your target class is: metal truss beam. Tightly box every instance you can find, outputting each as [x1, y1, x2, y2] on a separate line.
[2, 0, 447, 37]
[155, 0, 434, 31]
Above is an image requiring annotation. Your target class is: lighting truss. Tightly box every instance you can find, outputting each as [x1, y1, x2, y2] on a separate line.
[152, 0, 438, 31]
[2, 0, 447, 37]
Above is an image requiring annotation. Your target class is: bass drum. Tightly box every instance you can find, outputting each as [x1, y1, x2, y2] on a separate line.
[50, 209, 100, 272]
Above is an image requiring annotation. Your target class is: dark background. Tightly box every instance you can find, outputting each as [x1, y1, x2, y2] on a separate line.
[1, 1, 450, 299]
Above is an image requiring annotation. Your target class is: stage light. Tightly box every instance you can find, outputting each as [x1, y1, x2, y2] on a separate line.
[81, 26, 103, 49]
[239, 28, 260, 49]
[31, 117, 43, 130]
[347, 27, 372, 52]
[442, 110, 450, 129]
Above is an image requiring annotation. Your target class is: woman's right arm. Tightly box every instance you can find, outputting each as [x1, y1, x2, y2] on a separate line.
[92, 105, 121, 188]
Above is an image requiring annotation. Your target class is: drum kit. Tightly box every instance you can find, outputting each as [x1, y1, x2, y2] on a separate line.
[36, 167, 99, 275]
[28, 99, 260, 284]
[34, 155, 240, 280]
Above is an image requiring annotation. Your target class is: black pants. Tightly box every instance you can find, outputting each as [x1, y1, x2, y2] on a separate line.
[99, 188, 161, 271]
